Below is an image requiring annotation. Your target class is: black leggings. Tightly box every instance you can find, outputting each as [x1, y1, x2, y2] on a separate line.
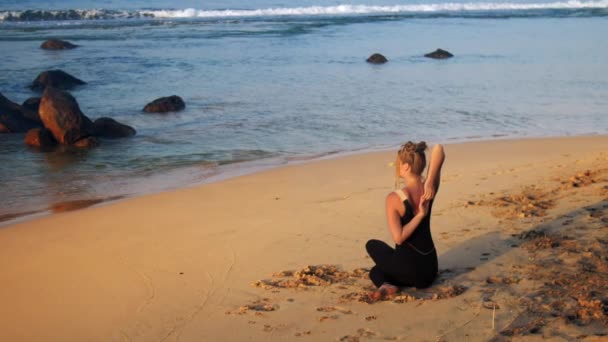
[366, 239, 437, 289]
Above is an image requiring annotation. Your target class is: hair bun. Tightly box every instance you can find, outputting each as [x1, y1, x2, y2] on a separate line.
[415, 141, 427, 153]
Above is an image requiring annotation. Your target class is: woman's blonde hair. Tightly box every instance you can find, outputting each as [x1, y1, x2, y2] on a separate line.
[394, 141, 428, 189]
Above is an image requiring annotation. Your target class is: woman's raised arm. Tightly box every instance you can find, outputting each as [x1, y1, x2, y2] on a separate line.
[423, 144, 445, 201]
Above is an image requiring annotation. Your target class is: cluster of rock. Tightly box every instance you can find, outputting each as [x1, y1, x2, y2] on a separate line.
[1, 39, 187, 151]
[366, 48, 454, 64]
[1, 65, 135, 148]
[1, 86, 136, 149]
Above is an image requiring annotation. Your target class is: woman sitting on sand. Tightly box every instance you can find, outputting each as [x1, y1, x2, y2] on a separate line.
[366, 141, 445, 300]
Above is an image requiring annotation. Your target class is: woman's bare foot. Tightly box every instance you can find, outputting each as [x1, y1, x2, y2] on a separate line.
[368, 283, 399, 302]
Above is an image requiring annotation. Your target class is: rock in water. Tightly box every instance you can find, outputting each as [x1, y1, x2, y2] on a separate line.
[25, 128, 57, 148]
[21, 97, 43, 124]
[22, 97, 41, 113]
[30, 70, 86, 91]
[93, 117, 136, 138]
[40, 39, 79, 50]
[72, 136, 98, 148]
[142, 95, 185, 113]
[39, 87, 94, 145]
[0, 92, 41, 133]
[366, 53, 388, 64]
[424, 49, 454, 59]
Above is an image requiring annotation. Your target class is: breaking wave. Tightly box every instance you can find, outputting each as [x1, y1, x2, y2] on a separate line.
[1, 1, 607, 22]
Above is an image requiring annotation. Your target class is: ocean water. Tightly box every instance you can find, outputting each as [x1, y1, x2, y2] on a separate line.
[0, 0, 607, 218]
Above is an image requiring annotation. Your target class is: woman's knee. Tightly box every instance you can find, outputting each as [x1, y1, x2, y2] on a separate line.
[365, 239, 383, 254]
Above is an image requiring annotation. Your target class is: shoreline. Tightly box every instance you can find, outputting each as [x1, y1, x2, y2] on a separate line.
[0, 134, 607, 340]
[1, 132, 604, 228]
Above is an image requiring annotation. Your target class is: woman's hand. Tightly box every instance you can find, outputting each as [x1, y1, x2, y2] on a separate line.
[418, 198, 430, 217]
[423, 181, 436, 201]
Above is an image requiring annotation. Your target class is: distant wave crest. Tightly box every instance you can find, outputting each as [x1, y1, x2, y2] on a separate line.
[1, 1, 607, 21]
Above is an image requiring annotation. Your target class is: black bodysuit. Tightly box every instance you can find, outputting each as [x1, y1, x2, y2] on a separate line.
[366, 190, 438, 289]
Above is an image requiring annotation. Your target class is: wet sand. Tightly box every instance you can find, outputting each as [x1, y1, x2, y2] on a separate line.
[0, 135, 607, 341]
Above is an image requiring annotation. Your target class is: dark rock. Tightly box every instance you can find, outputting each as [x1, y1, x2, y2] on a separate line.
[25, 128, 57, 148]
[20, 97, 43, 124]
[0, 92, 42, 133]
[143, 95, 185, 113]
[93, 117, 136, 138]
[366, 53, 388, 64]
[424, 49, 454, 59]
[39, 87, 94, 145]
[72, 136, 98, 148]
[30, 70, 86, 91]
[40, 39, 79, 50]
[22, 97, 41, 113]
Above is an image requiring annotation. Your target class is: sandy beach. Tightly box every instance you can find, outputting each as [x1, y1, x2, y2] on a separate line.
[0, 135, 607, 341]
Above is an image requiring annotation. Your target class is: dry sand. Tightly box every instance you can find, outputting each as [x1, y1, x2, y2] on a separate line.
[0, 135, 607, 341]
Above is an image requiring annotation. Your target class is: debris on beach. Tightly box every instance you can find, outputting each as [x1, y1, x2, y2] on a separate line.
[472, 186, 555, 219]
[253, 264, 467, 305]
[486, 276, 521, 285]
[489, 200, 608, 338]
[226, 298, 279, 315]
[316, 306, 352, 314]
[472, 167, 608, 221]
[558, 169, 608, 189]
[339, 282, 466, 304]
[253, 265, 368, 289]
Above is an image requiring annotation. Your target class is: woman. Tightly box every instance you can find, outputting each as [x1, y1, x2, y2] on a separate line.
[365, 141, 445, 301]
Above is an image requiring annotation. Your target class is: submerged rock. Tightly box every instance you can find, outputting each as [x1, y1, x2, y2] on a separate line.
[93, 117, 136, 138]
[366, 53, 388, 64]
[72, 136, 98, 148]
[143, 95, 185, 113]
[25, 127, 57, 148]
[40, 39, 78, 50]
[0, 92, 41, 133]
[39, 87, 94, 145]
[30, 70, 86, 91]
[424, 49, 454, 59]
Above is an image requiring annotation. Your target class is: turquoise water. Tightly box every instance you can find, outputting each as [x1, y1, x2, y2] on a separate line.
[1, 1, 607, 217]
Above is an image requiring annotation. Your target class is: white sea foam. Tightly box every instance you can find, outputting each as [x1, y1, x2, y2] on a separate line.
[142, 1, 608, 18]
[0, 1, 606, 21]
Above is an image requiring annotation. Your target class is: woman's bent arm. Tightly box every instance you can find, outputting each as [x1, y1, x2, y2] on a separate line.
[386, 193, 428, 245]
[423, 144, 445, 200]
[398, 212, 426, 244]
[386, 193, 404, 244]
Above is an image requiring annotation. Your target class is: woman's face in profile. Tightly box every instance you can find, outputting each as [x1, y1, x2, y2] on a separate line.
[397, 160, 410, 178]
